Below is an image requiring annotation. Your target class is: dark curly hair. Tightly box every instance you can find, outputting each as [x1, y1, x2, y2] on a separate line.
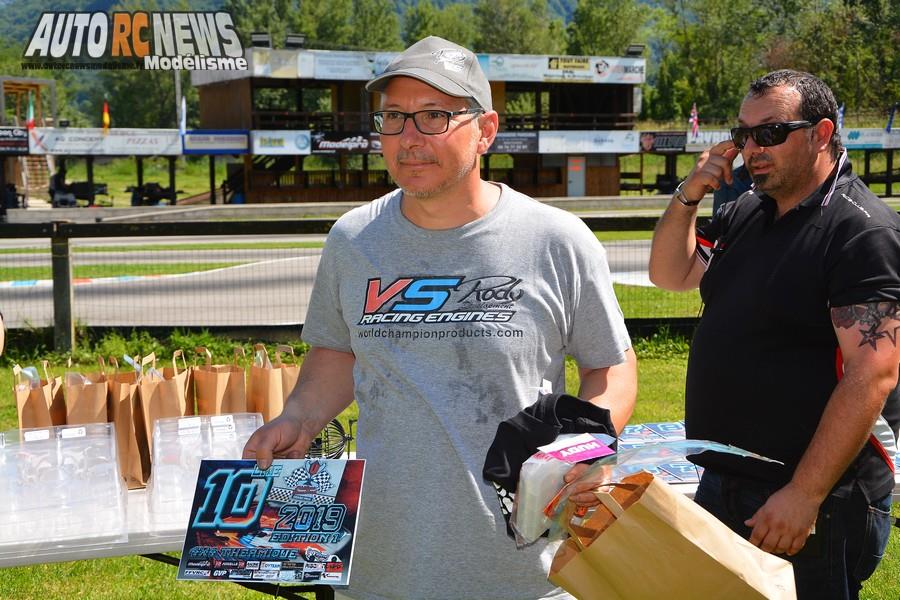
[747, 70, 843, 160]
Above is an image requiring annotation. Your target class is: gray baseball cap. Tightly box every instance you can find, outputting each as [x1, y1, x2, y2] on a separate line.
[366, 36, 492, 111]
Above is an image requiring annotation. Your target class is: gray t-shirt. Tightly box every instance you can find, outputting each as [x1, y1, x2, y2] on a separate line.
[303, 184, 631, 600]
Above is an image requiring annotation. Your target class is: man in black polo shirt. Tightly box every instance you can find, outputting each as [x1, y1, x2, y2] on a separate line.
[649, 69, 900, 599]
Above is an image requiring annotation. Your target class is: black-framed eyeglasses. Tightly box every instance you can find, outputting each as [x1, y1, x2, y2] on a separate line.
[730, 120, 820, 149]
[371, 109, 484, 135]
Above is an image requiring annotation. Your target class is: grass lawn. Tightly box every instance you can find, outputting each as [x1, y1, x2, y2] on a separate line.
[0, 338, 897, 599]
[63, 156, 231, 206]
[615, 283, 702, 319]
[0, 242, 326, 255]
[595, 230, 654, 242]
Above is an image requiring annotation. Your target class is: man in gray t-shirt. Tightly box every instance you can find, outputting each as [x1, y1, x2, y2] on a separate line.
[244, 36, 636, 600]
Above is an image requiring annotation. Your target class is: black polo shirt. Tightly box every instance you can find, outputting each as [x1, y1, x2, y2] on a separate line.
[686, 157, 900, 501]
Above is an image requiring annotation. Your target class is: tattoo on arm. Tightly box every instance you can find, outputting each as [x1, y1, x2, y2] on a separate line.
[831, 301, 900, 349]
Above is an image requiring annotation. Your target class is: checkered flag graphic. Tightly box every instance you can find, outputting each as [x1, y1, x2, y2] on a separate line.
[268, 487, 294, 504]
[284, 468, 308, 488]
[310, 471, 332, 492]
[310, 494, 335, 506]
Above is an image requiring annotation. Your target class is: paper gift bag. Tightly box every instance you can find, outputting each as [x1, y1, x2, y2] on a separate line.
[248, 344, 300, 423]
[65, 357, 109, 425]
[108, 356, 150, 489]
[139, 350, 192, 452]
[194, 346, 247, 415]
[548, 471, 796, 600]
[275, 343, 300, 400]
[13, 361, 65, 429]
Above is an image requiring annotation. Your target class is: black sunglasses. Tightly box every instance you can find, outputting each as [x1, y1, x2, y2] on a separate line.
[730, 120, 820, 149]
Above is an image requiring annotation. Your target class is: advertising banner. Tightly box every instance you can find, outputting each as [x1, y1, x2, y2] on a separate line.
[481, 54, 645, 84]
[489, 131, 539, 154]
[639, 131, 686, 153]
[685, 129, 731, 152]
[0, 127, 29, 155]
[251, 130, 312, 155]
[311, 131, 377, 154]
[314, 53, 377, 80]
[539, 130, 639, 154]
[183, 130, 249, 155]
[883, 130, 900, 150]
[28, 128, 181, 155]
[841, 128, 885, 149]
[260, 49, 649, 84]
[249, 48, 307, 78]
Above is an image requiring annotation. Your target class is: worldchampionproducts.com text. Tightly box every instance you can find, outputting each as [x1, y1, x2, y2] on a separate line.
[357, 327, 525, 341]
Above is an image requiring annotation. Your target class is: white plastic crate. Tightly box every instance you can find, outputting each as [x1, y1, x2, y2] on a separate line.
[146, 413, 263, 532]
[0, 422, 127, 557]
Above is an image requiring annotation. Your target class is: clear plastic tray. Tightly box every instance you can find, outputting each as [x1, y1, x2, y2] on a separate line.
[146, 413, 263, 533]
[0, 422, 127, 557]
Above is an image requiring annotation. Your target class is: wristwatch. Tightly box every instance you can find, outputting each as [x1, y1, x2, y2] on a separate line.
[673, 181, 702, 206]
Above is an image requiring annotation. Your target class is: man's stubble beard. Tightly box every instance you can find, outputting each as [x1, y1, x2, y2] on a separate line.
[401, 157, 478, 200]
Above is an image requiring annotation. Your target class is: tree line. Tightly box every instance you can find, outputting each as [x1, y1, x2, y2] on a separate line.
[1, 0, 897, 129]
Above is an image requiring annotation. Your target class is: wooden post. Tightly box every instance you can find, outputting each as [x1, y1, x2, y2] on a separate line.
[86, 156, 95, 206]
[209, 154, 216, 204]
[886, 150, 894, 198]
[51, 223, 74, 353]
[168, 156, 176, 204]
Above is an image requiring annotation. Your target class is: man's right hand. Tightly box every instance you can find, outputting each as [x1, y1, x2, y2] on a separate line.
[242, 411, 313, 470]
[680, 140, 741, 203]
[240, 346, 357, 470]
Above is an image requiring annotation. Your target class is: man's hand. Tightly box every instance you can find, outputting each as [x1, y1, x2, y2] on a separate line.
[242, 410, 313, 470]
[681, 140, 741, 203]
[649, 141, 740, 291]
[744, 482, 819, 556]
[241, 346, 356, 470]
[563, 463, 613, 508]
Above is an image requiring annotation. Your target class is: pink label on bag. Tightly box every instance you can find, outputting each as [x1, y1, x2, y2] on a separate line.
[539, 434, 615, 463]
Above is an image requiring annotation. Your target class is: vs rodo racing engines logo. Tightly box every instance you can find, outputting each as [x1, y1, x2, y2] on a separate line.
[359, 275, 524, 325]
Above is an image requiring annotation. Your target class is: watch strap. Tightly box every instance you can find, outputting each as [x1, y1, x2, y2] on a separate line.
[674, 182, 702, 206]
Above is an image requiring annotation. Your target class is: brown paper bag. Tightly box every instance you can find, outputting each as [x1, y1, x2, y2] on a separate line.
[194, 346, 247, 415]
[139, 350, 192, 452]
[108, 356, 149, 489]
[548, 471, 796, 600]
[65, 357, 109, 425]
[248, 344, 300, 423]
[13, 361, 65, 429]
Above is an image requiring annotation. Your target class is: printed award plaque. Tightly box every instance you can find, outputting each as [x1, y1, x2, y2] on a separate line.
[178, 458, 365, 586]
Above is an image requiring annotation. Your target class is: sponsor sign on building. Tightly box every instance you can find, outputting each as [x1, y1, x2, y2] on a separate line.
[483, 54, 645, 84]
[538, 130, 639, 154]
[0, 127, 29, 155]
[685, 129, 731, 152]
[28, 127, 181, 155]
[182, 130, 249, 155]
[639, 131, 686, 153]
[250, 130, 311, 155]
[488, 131, 539, 154]
[884, 130, 900, 150]
[841, 128, 885, 149]
[311, 131, 377, 154]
